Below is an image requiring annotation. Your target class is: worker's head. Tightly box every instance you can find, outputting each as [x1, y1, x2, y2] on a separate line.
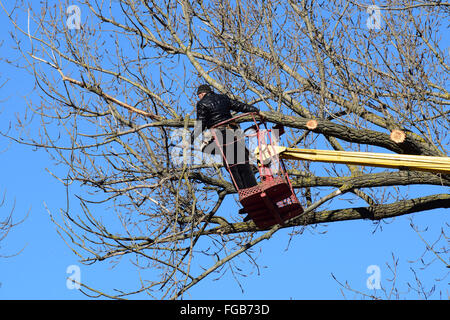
[197, 84, 212, 100]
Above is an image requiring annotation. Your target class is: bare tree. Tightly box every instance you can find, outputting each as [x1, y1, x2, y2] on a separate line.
[0, 39, 26, 260]
[333, 217, 449, 299]
[0, 0, 448, 299]
[0, 190, 28, 259]
[0, 192, 14, 258]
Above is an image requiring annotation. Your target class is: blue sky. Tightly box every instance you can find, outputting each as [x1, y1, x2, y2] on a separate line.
[0, 1, 448, 300]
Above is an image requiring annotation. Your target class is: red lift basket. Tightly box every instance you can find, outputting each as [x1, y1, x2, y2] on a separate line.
[211, 112, 304, 228]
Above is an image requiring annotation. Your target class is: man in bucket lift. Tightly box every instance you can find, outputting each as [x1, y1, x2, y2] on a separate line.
[194, 84, 261, 191]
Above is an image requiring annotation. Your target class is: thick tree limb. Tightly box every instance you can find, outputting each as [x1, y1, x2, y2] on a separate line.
[292, 170, 450, 189]
[203, 193, 450, 235]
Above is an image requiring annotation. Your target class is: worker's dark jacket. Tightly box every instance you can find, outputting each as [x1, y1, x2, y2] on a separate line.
[196, 92, 258, 132]
[195, 92, 259, 190]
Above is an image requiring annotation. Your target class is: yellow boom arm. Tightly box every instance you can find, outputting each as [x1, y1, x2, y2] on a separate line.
[255, 146, 450, 174]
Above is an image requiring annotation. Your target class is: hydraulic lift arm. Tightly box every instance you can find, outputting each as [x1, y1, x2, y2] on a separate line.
[255, 146, 450, 174]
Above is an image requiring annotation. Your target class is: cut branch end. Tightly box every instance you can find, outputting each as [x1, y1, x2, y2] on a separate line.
[390, 130, 406, 143]
[306, 119, 318, 130]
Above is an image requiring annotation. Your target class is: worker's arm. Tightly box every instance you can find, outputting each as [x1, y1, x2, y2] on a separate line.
[229, 98, 259, 114]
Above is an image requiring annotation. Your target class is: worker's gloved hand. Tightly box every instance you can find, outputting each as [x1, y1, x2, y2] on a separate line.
[200, 140, 209, 151]
[200, 130, 213, 151]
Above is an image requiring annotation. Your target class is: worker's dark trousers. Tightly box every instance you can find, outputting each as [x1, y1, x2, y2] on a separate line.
[217, 128, 258, 190]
